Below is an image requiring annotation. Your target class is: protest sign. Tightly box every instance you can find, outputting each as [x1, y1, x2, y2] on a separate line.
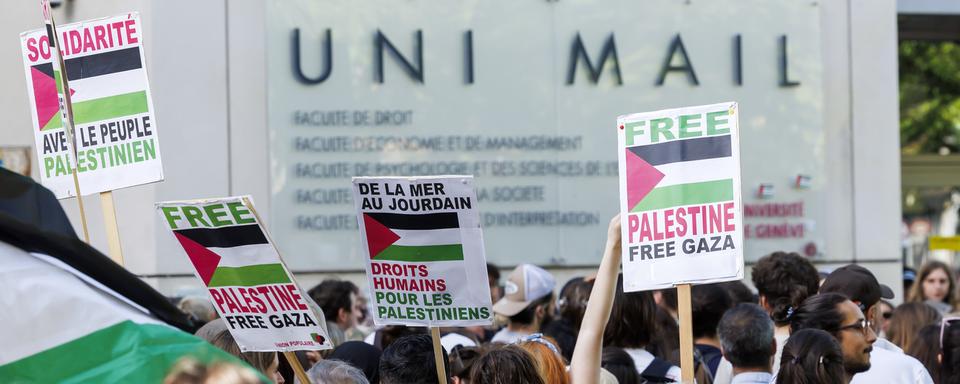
[617, 102, 744, 292]
[352, 176, 493, 327]
[157, 197, 332, 352]
[21, 13, 163, 199]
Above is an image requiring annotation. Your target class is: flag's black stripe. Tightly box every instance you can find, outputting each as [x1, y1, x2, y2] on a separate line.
[174, 224, 268, 248]
[367, 212, 459, 230]
[627, 135, 732, 166]
[30, 46, 142, 82]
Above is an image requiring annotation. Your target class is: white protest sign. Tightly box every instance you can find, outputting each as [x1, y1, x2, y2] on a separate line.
[352, 176, 493, 326]
[21, 13, 163, 198]
[618, 102, 744, 292]
[157, 197, 332, 352]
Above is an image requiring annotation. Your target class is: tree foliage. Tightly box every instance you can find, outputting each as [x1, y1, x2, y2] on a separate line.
[900, 40, 960, 155]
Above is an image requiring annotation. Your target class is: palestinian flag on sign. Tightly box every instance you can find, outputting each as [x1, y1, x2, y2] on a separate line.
[0, 213, 260, 382]
[362, 212, 464, 262]
[172, 223, 291, 287]
[625, 133, 735, 212]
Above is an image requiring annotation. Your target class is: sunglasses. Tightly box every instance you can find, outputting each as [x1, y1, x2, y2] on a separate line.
[882, 312, 892, 320]
[941, 316, 960, 350]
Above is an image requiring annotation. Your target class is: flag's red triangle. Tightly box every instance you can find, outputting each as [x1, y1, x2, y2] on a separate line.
[626, 148, 665, 210]
[174, 232, 222, 285]
[363, 213, 400, 259]
[30, 66, 75, 131]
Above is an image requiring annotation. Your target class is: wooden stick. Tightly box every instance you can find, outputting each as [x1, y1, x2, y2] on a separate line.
[677, 283, 695, 383]
[43, 1, 90, 243]
[282, 351, 310, 384]
[430, 327, 448, 384]
[100, 191, 124, 265]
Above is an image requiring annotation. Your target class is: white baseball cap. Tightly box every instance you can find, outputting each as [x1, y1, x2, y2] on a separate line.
[493, 264, 556, 317]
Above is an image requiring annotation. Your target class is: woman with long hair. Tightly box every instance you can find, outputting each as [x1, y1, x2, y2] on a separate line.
[469, 345, 545, 384]
[776, 329, 846, 384]
[887, 301, 942, 351]
[908, 261, 959, 314]
[209, 329, 284, 383]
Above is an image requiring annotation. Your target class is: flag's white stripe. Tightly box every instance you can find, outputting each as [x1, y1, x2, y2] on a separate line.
[0, 241, 159, 364]
[653, 156, 737, 188]
[207, 243, 279, 268]
[69, 69, 148, 103]
[392, 228, 462, 247]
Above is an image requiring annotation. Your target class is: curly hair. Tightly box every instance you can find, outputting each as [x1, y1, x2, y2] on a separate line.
[751, 252, 820, 326]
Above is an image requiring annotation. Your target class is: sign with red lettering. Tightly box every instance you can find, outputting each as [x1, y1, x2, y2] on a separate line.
[617, 102, 744, 292]
[157, 197, 332, 352]
[352, 176, 494, 326]
[20, 13, 163, 198]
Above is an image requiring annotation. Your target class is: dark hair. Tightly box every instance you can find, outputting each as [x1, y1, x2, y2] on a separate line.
[789, 293, 848, 336]
[943, 319, 960, 384]
[601, 347, 641, 384]
[509, 293, 555, 325]
[752, 252, 820, 325]
[487, 263, 500, 282]
[905, 324, 941, 384]
[720, 280, 757, 304]
[308, 279, 359, 323]
[646, 306, 680, 361]
[717, 303, 775, 369]
[373, 325, 427, 351]
[380, 334, 449, 384]
[469, 345, 545, 384]
[692, 283, 734, 339]
[449, 345, 486, 379]
[775, 329, 845, 384]
[558, 277, 593, 329]
[604, 274, 658, 348]
[660, 288, 678, 311]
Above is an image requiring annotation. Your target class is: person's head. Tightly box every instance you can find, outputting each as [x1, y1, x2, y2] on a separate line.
[751, 251, 820, 326]
[557, 277, 593, 329]
[692, 283, 734, 341]
[178, 296, 218, 324]
[328, 341, 381, 383]
[601, 347, 641, 384]
[449, 345, 486, 384]
[493, 264, 556, 329]
[163, 357, 262, 384]
[877, 300, 894, 335]
[717, 303, 776, 371]
[941, 317, 960, 384]
[517, 334, 568, 384]
[775, 329, 845, 384]
[298, 359, 368, 384]
[886, 302, 942, 351]
[487, 263, 502, 303]
[909, 261, 957, 306]
[819, 264, 895, 333]
[790, 293, 877, 377]
[469, 345, 545, 384]
[380, 334, 449, 384]
[208, 330, 283, 383]
[309, 280, 362, 331]
[603, 274, 658, 349]
[720, 280, 757, 304]
[905, 324, 942, 384]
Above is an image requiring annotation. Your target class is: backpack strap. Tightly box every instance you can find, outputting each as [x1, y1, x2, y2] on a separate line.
[640, 357, 676, 383]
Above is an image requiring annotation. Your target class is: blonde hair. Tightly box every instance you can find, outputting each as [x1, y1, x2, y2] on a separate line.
[163, 357, 261, 384]
[886, 302, 941, 350]
[208, 329, 278, 379]
[518, 336, 569, 384]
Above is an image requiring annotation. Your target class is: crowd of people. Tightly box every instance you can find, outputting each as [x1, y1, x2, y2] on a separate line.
[167, 217, 960, 384]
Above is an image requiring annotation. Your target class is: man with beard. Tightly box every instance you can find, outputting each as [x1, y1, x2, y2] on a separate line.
[789, 293, 877, 383]
[820, 265, 933, 384]
[490, 264, 556, 343]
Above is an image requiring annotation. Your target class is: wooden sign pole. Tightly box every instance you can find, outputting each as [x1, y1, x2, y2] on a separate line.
[282, 351, 311, 384]
[430, 327, 448, 384]
[677, 283, 695, 383]
[43, 1, 91, 243]
[100, 191, 125, 265]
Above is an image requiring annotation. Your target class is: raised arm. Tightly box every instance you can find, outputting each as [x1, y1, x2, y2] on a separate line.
[569, 215, 622, 384]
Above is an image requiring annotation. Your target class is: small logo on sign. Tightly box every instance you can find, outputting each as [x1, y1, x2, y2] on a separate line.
[311, 332, 326, 344]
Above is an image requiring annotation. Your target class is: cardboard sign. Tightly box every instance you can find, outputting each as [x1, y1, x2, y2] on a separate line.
[617, 102, 744, 292]
[21, 13, 163, 198]
[352, 176, 493, 326]
[157, 197, 331, 352]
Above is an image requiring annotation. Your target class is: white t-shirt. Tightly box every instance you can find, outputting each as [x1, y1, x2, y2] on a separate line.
[851, 340, 933, 384]
[713, 327, 789, 384]
[490, 328, 530, 344]
[624, 348, 682, 383]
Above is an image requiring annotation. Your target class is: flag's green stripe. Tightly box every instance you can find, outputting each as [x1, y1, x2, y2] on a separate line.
[375, 244, 464, 262]
[42, 113, 61, 131]
[0, 320, 266, 383]
[631, 179, 734, 212]
[54, 69, 64, 93]
[72, 91, 149, 125]
[207, 263, 291, 287]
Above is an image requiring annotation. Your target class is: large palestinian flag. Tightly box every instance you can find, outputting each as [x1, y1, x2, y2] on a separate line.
[362, 212, 464, 262]
[0, 213, 260, 382]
